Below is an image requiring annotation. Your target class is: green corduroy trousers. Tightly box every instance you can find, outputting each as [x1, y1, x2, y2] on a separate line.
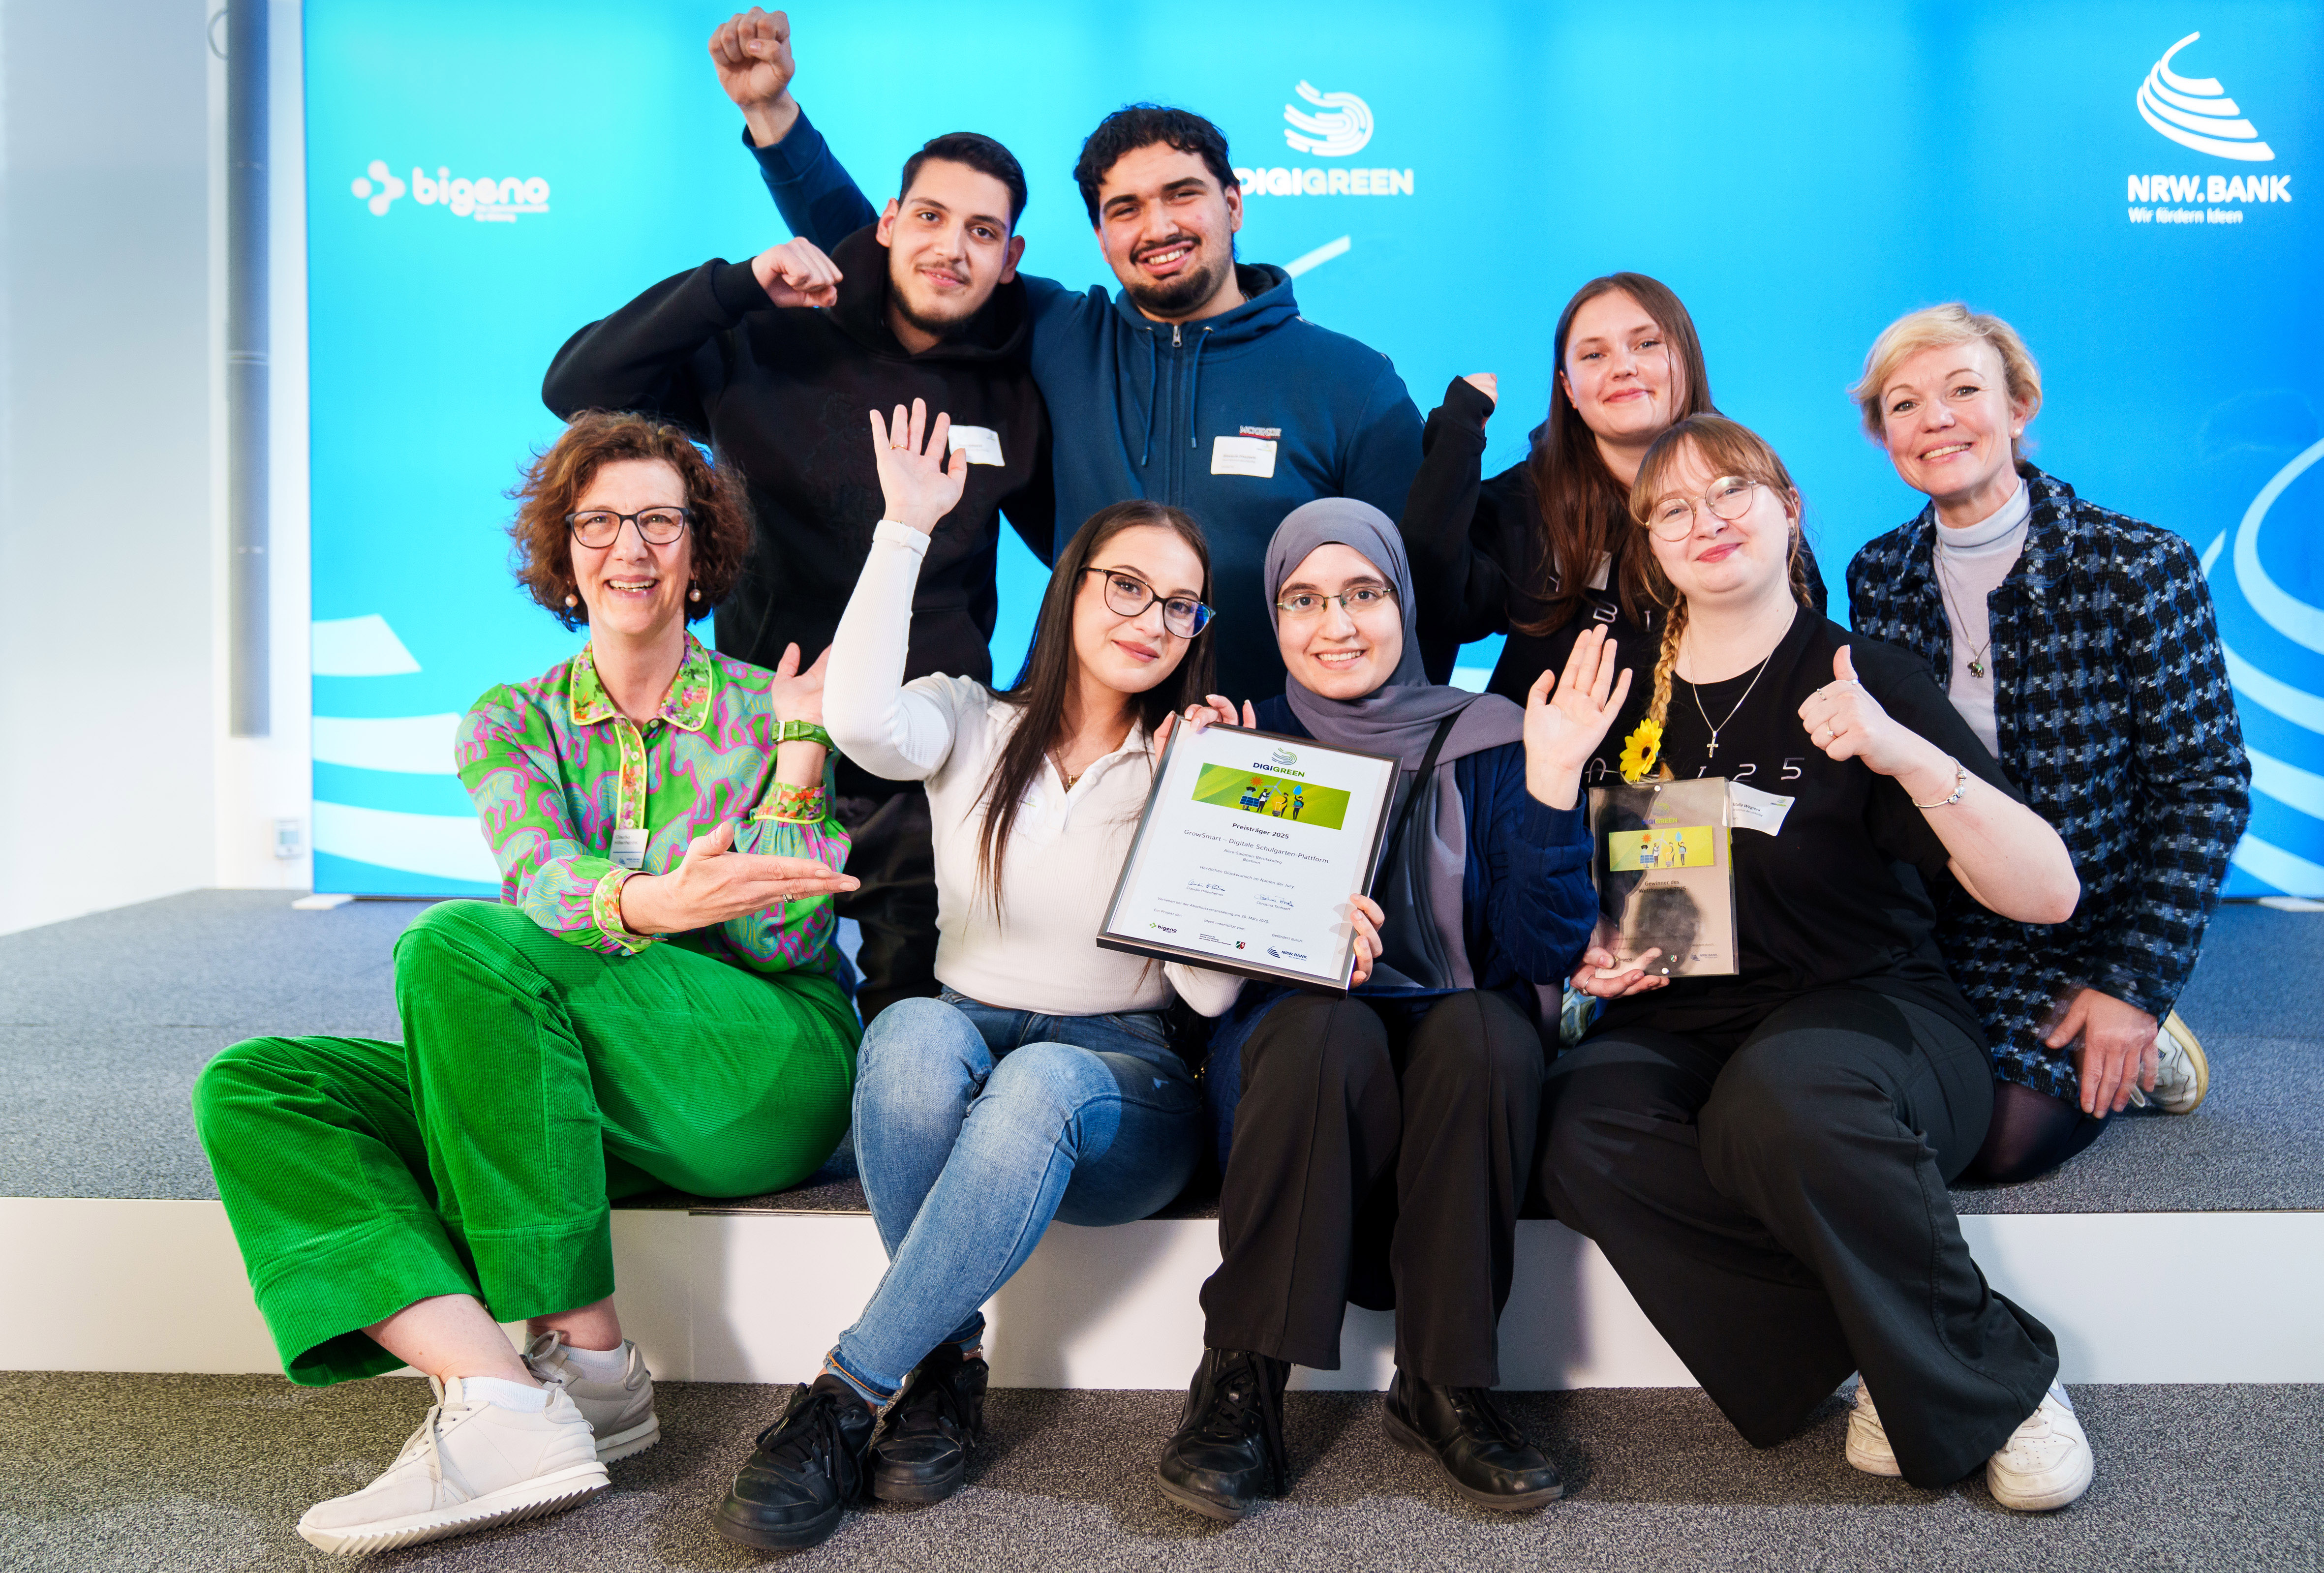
[192, 900, 857, 1384]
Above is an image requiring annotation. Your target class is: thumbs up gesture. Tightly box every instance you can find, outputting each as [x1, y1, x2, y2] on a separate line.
[1797, 642, 1912, 776]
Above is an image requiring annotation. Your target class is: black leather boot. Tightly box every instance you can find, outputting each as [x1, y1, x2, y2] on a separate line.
[1153, 1348, 1291, 1521]
[1383, 1368, 1564, 1510]
[869, 1342, 988, 1504]
[712, 1374, 876, 1549]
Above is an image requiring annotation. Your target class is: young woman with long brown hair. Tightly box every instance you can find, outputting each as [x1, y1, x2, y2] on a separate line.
[1535, 413, 2098, 1512]
[711, 400, 1241, 1551]
[1400, 272, 1825, 693]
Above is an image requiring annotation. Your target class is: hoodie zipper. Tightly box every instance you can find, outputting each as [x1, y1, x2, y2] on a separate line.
[1167, 324, 1184, 504]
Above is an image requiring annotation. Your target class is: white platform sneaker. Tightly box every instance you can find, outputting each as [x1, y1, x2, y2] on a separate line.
[1845, 1381, 2092, 1511]
[2140, 1010, 2211, 1115]
[295, 1378, 609, 1555]
[1986, 1383, 2094, 1512]
[1844, 1383, 1901, 1476]
[525, 1331, 661, 1461]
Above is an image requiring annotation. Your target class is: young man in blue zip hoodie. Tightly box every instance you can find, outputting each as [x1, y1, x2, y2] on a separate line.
[710, 7, 1423, 697]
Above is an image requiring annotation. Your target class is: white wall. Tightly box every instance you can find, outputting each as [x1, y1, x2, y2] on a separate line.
[0, 0, 215, 933]
[0, 1, 313, 935]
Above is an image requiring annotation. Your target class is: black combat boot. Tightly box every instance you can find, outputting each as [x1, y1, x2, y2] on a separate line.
[1153, 1347, 1291, 1521]
[1382, 1367, 1563, 1509]
[712, 1374, 876, 1549]
[869, 1341, 988, 1504]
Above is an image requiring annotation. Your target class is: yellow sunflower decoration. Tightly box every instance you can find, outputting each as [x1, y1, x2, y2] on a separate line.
[1618, 717, 1663, 785]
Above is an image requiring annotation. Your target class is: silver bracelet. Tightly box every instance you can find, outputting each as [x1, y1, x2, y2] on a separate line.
[1912, 757, 1970, 810]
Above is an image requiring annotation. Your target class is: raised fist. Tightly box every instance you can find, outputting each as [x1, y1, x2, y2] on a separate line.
[710, 9, 796, 130]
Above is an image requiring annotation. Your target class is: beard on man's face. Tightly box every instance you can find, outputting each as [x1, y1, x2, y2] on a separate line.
[1121, 236, 1232, 317]
[891, 282, 981, 342]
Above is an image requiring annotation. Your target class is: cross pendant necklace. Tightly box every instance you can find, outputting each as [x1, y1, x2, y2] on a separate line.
[1688, 644, 1775, 764]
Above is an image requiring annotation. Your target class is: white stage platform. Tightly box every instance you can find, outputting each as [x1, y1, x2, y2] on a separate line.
[9, 1196, 2320, 1389]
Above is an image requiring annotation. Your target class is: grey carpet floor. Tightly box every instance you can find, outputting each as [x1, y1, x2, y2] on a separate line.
[1, 1374, 2317, 1572]
[2, 892, 2318, 1214]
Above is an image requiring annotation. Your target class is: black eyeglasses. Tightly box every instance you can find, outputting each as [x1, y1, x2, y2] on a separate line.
[1082, 567, 1213, 638]
[566, 506, 692, 549]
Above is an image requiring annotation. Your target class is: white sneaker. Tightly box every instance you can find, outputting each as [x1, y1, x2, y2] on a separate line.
[2144, 1011, 2211, 1115]
[1986, 1382, 2094, 1512]
[525, 1331, 660, 1462]
[1844, 1383, 1901, 1476]
[296, 1378, 609, 1555]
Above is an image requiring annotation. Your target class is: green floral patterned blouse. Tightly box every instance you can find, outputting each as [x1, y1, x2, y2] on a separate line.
[456, 633, 848, 972]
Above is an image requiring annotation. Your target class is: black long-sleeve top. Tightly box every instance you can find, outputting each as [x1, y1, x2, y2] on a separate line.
[543, 224, 1054, 794]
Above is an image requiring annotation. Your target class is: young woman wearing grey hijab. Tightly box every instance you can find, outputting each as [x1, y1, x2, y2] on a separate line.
[1153, 497, 1625, 1522]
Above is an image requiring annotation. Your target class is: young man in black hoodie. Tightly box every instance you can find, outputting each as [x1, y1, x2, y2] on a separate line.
[543, 133, 1053, 1024]
[710, 8, 1423, 699]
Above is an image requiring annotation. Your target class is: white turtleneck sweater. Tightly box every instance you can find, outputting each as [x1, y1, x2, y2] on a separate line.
[1931, 480, 2032, 757]
[824, 521, 1243, 1020]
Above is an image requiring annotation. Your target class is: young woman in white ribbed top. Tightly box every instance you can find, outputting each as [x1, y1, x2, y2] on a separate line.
[711, 399, 1378, 1551]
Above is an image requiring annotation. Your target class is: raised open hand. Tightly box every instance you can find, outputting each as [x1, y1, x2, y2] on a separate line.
[766, 642, 830, 729]
[1524, 625, 1633, 809]
[750, 237, 840, 309]
[869, 398, 968, 534]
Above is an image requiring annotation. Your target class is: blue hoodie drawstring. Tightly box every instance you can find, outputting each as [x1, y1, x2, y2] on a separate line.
[1187, 328, 1211, 449]
[1139, 328, 1160, 468]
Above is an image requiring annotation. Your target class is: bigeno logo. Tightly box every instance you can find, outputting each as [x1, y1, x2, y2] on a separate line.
[2123, 32, 2291, 229]
[351, 161, 552, 223]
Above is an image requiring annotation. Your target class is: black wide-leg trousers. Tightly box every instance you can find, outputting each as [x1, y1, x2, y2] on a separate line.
[1536, 987, 2058, 1486]
[1200, 989, 1544, 1389]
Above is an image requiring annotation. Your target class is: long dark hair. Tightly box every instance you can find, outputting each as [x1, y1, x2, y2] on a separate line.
[1518, 272, 1715, 635]
[976, 501, 1216, 908]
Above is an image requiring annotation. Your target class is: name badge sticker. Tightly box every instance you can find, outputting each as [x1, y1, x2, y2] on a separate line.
[1211, 434, 1279, 478]
[1728, 780, 1796, 837]
[610, 826, 649, 870]
[947, 424, 1006, 466]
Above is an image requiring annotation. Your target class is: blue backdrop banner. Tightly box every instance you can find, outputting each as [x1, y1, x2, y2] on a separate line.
[304, 0, 2322, 896]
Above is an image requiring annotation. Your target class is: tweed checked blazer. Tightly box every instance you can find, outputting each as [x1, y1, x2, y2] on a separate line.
[1846, 465, 2250, 1100]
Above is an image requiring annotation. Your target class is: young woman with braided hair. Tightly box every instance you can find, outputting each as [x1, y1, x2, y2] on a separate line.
[1534, 414, 2101, 1512]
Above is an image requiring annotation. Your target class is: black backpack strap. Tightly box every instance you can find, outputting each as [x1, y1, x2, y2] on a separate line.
[1373, 705, 1468, 889]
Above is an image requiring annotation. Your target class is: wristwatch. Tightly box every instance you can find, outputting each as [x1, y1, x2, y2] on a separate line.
[775, 720, 833, 750]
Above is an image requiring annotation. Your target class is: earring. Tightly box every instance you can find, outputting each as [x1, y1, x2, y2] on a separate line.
[689, 583, 702, 603]
[564, 593, 578, 608]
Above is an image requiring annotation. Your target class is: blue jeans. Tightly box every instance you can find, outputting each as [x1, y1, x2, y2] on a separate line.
[831, 992, 1204, 1393]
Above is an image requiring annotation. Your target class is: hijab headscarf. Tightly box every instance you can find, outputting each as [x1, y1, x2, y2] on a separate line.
[1267, 498, 1526, 767]
[1264, 499, 1527, 991]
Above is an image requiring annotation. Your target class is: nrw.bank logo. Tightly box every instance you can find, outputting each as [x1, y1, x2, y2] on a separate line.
[1236, 80, 1411, 202]
[351, 159, 551, 222]
[2124, 32, 2291, 228]
[2136, 32, 2273, 161]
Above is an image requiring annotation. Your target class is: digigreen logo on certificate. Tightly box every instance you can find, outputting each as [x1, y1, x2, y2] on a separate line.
[1098, 723, 1400, 991]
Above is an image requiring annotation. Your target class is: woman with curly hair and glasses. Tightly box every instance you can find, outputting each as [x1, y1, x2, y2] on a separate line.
[191, 410, 862, 1556]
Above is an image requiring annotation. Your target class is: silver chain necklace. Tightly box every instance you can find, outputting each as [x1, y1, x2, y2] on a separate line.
[1931, 549, 1995, 677]
[1684, 641, 1776, 762]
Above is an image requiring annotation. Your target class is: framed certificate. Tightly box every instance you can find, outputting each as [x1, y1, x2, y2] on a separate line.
[1096, 721, 1401, 992]
[1586, 777, 1738, 977]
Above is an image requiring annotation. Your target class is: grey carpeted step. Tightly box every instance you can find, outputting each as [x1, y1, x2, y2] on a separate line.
[2, 892, 2318, 1215]
[0, 1373, 2314, 1571]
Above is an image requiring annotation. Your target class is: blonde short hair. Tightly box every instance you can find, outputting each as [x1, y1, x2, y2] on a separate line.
[1852, 304, 2043, 455]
